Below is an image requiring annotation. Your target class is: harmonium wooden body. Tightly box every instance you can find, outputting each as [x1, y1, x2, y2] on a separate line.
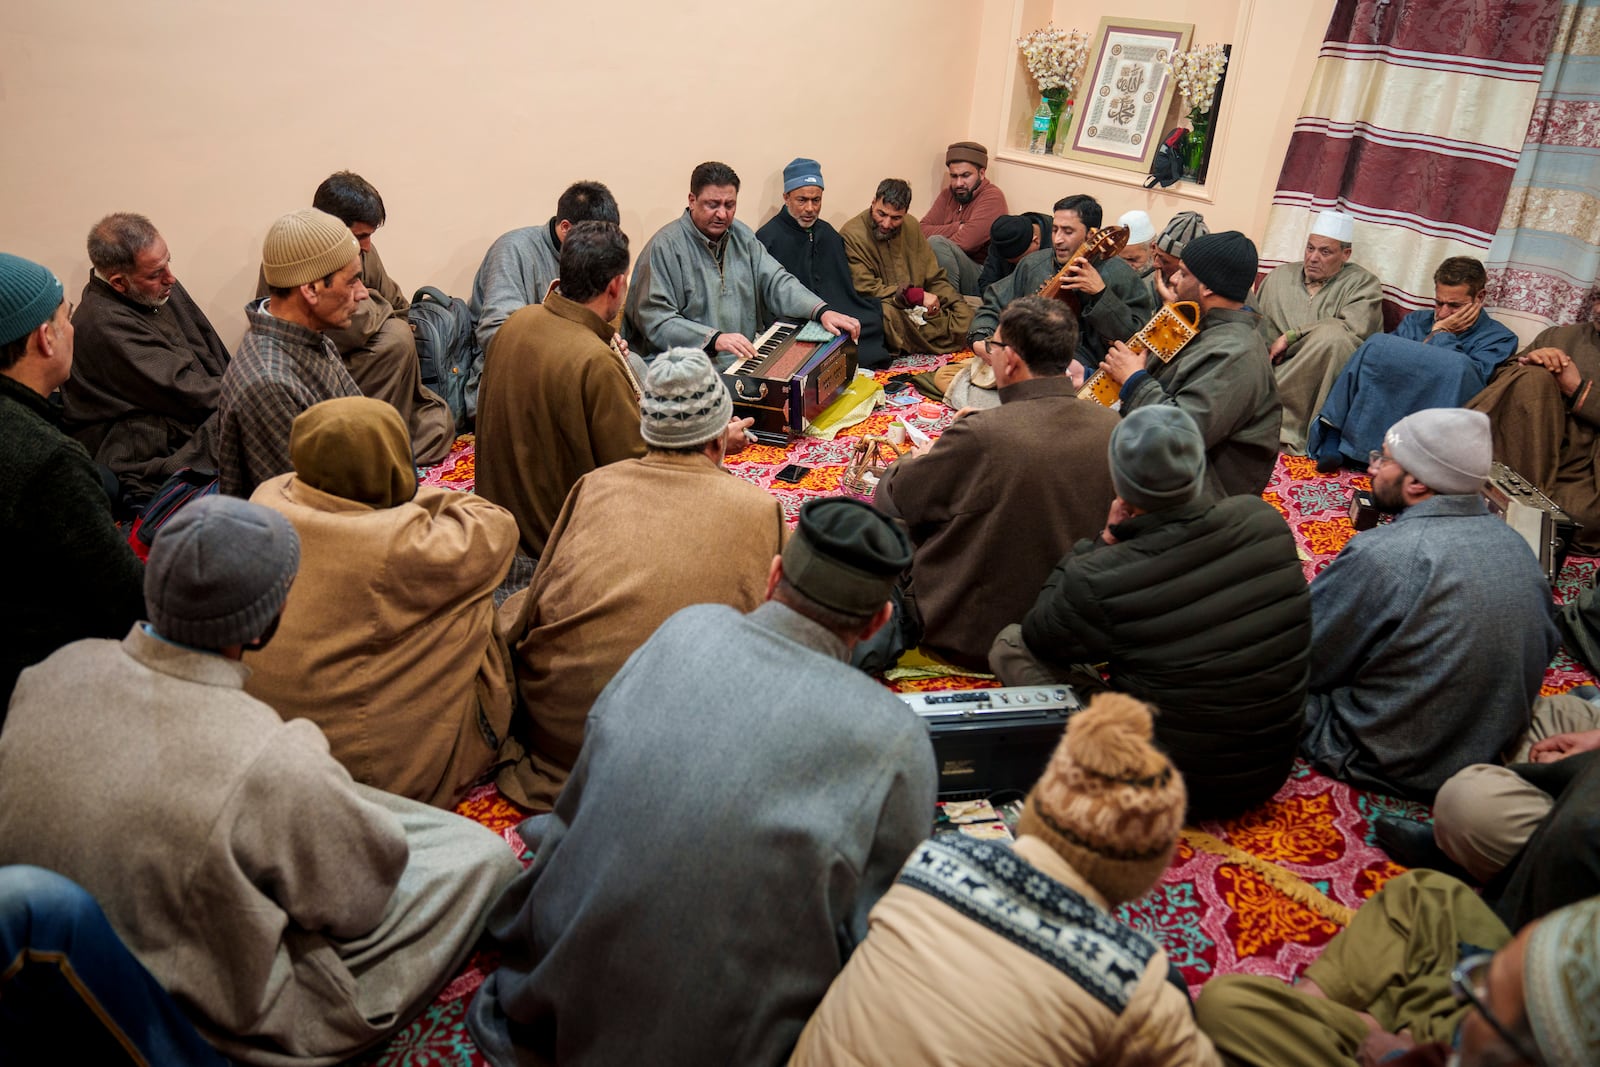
[1482, 461, 1581, 585]
[721, 319, 855, 444]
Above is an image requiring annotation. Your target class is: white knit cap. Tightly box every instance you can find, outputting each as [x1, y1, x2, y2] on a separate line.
[1385, 408, 1491, 494]
[1118, 210, 1156, 246]
[1310, 210, 1355, 244]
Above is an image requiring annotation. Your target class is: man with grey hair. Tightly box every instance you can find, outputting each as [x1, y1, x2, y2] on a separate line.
[841, 178, 973, 355]
[493, 348, 785, 811]
[0, 494, 519, 1063]
[469, 495, 935, 1067]
[218, 208, 365, 497]
[62, 213, 231, 507]
[1254, 209, 1384, 452]
[1302, 407, 1559, 798]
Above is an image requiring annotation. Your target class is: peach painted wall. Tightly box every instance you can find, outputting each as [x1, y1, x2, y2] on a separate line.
[1, 0, 983, 348]
[965, 0, 1339, 250]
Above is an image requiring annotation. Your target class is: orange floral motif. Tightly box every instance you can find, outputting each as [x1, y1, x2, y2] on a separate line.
[1262, 490, 1287, 517]
[1219, 864, 1342, 957]
[1280, 455, 1324, 480]
[1225, 794, 1344, 864]
[1298, 517, 1357, 557]
[453, 787, 527, 835]
[1358, 859, 1409, 900]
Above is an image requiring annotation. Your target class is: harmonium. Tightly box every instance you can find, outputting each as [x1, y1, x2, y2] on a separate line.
[898, 686, 1081, 799]
[1482, 461, 1581, 585]
[722, 319, 855, 444]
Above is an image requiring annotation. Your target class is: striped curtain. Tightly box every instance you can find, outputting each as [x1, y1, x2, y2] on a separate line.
[1485, 0, 1600, 339]
[1259, 0, 1563, 330]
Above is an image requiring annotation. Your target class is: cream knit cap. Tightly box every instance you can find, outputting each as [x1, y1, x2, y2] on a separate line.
[261, 208, 360, 288]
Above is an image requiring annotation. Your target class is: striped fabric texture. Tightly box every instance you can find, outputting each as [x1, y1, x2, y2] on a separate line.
[1260, 0, 1563, 332]
[1486, 0, 1600, 340]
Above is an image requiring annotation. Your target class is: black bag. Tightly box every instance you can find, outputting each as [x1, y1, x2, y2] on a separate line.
[410, 286, 483, 432]
[127, 467, 219, 562]
[1145, 127, 1189, 189]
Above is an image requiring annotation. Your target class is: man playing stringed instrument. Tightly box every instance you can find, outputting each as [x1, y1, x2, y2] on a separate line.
[969, 194, 1155, 374]
[1101, 231, 1282, 499]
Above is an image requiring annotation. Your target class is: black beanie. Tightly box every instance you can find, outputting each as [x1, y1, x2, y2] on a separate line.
[1180, 231, 1258, 302]
[990, 215, 1035, 260]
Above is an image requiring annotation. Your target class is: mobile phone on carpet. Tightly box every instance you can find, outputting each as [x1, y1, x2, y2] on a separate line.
[775, 463, 811, 484]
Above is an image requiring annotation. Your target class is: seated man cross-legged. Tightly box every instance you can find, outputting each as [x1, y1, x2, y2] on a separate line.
[467, 497, 936, 1067]
[990, 405, 1312, 819]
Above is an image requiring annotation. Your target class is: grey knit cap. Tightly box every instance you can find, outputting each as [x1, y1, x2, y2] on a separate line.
[1154, 211, 1209, 257]
[145, 496, 300, 649]
[1109, 406, 1206, 511]
[640, 347, 733, 448]
[1384, 407, 1490, 494]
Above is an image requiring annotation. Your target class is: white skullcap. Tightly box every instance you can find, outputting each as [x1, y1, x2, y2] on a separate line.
[1310, 210, 1355, 245]
[1119, 210, 1155, 246]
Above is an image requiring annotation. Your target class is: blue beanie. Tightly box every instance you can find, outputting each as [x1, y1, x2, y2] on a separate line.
[783, 158, 824, 193]
[0, 253, 65, 347]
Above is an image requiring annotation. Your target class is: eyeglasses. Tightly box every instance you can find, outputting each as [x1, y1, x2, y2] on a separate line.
[1367, 450, 1398, 469]
[1450, 953, 1544, 1065]
[987, 339, 1011, 355]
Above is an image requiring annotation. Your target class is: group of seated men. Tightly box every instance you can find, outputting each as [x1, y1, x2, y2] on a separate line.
[3, 136, 1600, 1064]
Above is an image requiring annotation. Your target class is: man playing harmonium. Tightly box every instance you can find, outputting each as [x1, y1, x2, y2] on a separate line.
[968, 193, 1154, 373]
[624, 160, 859, 369]
[840, 178, 973, 356]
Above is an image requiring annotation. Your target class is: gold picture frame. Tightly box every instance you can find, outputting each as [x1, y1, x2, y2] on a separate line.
[1059, 17, 1193, 174]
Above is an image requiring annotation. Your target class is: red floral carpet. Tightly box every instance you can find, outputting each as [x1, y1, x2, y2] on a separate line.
[374, 354, 1596, 1060]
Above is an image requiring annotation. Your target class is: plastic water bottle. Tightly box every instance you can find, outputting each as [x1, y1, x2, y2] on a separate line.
[1029, 98, 1052, 154]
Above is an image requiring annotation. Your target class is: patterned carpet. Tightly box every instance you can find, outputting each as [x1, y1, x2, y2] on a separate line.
[368, 353, 1597, 1061]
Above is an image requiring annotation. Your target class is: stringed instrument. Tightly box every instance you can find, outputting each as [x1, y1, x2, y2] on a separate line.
[1035, 225, 1130, 313]
[1077, 301, 1203, 407]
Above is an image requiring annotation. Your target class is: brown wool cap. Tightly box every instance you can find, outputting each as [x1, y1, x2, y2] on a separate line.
[290, 396, 417, 509]
[1016, 692, 1186, 906]
[261, 208, 360, 288]
[946, 141, 989, 169]
[781, 498, 911, 618]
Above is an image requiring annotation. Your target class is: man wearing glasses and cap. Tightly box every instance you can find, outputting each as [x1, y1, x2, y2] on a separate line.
[1197, 872, 1600, 1067]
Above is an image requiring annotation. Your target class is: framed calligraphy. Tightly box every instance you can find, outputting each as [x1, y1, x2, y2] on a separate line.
[1059, 18, 1192, 174]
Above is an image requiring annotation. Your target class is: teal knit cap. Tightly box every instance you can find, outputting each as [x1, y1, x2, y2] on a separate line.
[0, 253, 64, 346]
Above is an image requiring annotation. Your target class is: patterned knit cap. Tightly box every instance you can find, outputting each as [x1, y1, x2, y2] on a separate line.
[1154, 211, 1208, 256]
[639, 347, 733, 448]
[1525, 896, 1600, 1066]
[1016, 692, 1186, 906]
[261, 208, 360, 288]
[145, 496, 300, 649]
[0, 253, 64, 346]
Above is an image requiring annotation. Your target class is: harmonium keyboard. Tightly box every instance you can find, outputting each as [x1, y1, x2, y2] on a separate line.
[1482, 461, 1581, 585]
[899, 686, 1081, 799]
[722, 319, 855, 444]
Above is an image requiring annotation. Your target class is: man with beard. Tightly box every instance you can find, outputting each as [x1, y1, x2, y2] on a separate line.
[624, 161, 859, 368]
[969, 194, 1154, 373]
[1468, 291, 1600, 554]
[755, 159, 890, 368]
[919, 142, 1008, 297]
[1301, 408, 1558, 799]
[1101, 231, 1281, 499]
[63, 213, 231, 508]
[1253, 210, 1384, 453]
[1147, 211, 1209, 305]
[840, 179, 972, 356]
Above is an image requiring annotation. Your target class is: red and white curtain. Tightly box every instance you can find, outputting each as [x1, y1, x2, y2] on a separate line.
[1259, 0, 1563, 332]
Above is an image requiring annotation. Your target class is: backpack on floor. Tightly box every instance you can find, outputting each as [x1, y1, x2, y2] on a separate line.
[410, 286, 483, 432]
[127, 467, 219, 562]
